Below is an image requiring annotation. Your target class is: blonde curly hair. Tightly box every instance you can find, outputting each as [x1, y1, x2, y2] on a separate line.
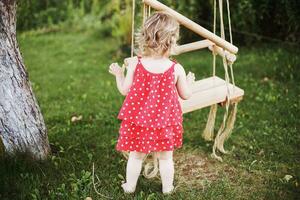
[136, 12, 180, 57]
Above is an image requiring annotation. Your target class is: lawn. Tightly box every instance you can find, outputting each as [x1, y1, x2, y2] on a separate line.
[0, 30, 299, 200]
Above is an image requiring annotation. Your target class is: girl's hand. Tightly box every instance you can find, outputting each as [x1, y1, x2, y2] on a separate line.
[109, 63, 125, 77]
[186, 72, 195, 85]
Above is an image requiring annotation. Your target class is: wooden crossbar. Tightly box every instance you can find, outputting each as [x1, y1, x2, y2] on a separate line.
[172, 40, 236, 63]
[143, 0, 238, 54]
[180, 76, 244, 113]
[173, 40, 214, 55]
[209, 45, 237, 63]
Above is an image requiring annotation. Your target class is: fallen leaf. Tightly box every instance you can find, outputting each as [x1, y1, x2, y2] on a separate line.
[262, 77, 269, 82]
[71, 115, 83, 122]
[283, 174, 293, 182]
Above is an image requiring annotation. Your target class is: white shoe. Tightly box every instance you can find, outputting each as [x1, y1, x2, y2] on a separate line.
[163, 185, 174, 194]
[121, 182, 136, 194]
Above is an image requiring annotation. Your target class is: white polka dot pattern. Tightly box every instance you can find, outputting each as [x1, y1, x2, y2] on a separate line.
[116, 57, 183, 153]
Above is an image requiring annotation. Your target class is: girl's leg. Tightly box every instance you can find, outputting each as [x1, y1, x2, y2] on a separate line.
[122, 151, 146, 193]
[157, 151, 174, 194]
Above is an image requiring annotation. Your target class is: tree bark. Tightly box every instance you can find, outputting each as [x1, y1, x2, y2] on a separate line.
[0, 0, 50, 159]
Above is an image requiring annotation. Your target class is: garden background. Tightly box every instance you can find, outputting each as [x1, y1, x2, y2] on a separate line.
[1, 0, 299, 199]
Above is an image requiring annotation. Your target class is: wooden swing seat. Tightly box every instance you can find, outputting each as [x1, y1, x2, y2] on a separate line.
[180, 76, 244, 114]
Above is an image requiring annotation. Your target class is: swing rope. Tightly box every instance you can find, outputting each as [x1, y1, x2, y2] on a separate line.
[143, 3, 146, 23]
[211, 0, 238, 161]
[202, 0, 218, 141]
[214, 0, 238, 158]
[131, 0, 136, 57]
[212, 0, 230, 161]
[226, 0, 235, 87]
[212, 0, 217, 77]
[148, 4, 151, 17]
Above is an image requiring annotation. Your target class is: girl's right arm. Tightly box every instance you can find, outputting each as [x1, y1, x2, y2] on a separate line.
[175, 63, 195, 100]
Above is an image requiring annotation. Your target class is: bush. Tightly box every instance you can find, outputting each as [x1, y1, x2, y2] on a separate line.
[17, 0, 300, 46]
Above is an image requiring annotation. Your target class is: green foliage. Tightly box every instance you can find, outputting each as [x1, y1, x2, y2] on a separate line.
[16, 0, 300, 45]
[98, 0, 133, 45]
[17, 0, 69, 30]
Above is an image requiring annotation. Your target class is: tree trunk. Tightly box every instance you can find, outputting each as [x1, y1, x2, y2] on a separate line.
[0, 0, 50, 159]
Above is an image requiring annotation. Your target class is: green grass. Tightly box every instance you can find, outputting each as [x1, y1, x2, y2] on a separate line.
[0, 30, 299, 199]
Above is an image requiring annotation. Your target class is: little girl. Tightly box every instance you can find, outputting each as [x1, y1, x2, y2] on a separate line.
[109, 12, 194, 194]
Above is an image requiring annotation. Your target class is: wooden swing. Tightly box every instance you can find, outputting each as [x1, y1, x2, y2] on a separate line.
[180, 76, 243, 113]
[127, 0, 244, 173]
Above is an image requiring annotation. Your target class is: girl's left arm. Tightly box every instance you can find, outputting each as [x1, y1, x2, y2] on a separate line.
[109, 58, 137, 96]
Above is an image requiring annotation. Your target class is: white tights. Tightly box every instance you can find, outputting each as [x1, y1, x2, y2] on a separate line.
[121, 151, 174, 194]
[157, 151, 174, 194]
[121, 151, 145, 193]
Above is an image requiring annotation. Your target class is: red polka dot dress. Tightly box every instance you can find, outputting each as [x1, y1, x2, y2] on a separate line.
[116, 57, 183, 154]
